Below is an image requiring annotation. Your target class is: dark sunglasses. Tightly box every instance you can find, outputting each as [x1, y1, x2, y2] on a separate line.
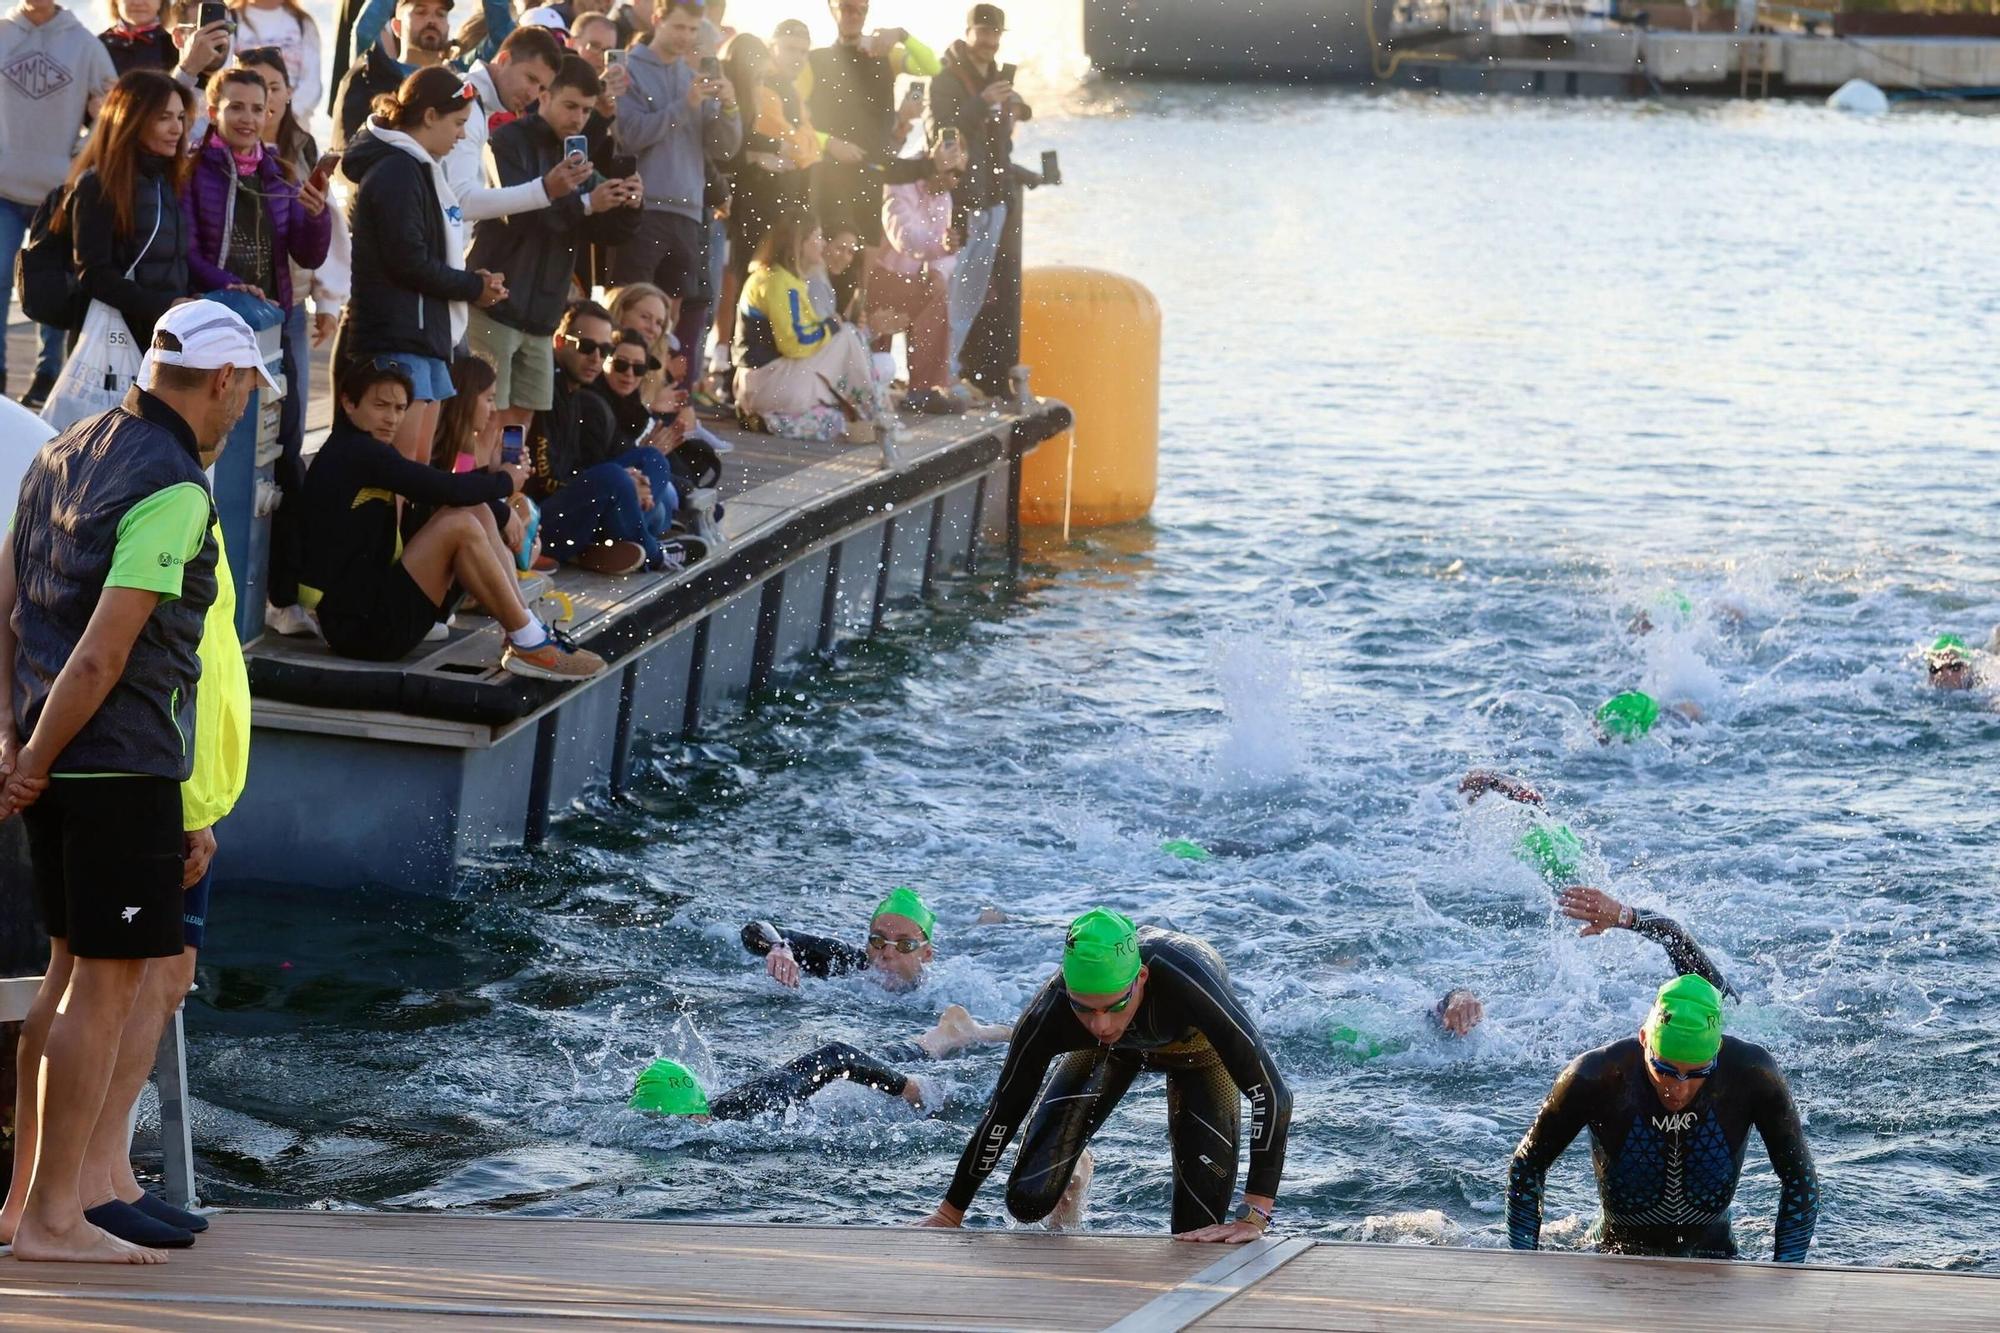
[1066, 980, 1138, 1017]
[561, 334, 615, 357]
[1647, 1053, 1719, 1083]
[867, 933, 926, 954]
[608, 356, 654, 376]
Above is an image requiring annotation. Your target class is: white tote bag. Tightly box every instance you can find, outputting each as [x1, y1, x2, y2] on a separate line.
[38, 187, 163, 434]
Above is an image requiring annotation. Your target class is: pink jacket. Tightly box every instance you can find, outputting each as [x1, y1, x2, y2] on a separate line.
[879, 181, 957, 281]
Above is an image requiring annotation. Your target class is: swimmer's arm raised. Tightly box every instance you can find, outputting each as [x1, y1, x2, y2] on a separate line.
[1506, 1055, 1592, 1250]
[1625, 909, 1736, 999]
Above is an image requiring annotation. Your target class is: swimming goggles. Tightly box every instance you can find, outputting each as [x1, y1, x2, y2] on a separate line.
[1066, 981, 1138, 1017]
[1647, 1053, 1719, 1083]
[867, 933, 926, 954]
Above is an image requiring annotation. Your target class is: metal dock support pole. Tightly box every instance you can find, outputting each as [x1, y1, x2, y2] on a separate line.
[153, 1004, 197, 1208]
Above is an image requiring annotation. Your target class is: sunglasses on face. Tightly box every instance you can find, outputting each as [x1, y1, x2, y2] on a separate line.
[1067, 981, 1138, 1017]
[867, 933, 925, 954]
[608, 357, 652, 376]
[1647, 1053, 1719, 1083]
[561, 334, 615, 357]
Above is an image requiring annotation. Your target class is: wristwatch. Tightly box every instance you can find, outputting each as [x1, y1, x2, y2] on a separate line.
[1236, 1201, 1272, 1231]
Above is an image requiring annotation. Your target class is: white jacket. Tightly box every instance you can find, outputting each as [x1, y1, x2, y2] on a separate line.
[446, 61, 551, 224]
[371, 121, 471, 348]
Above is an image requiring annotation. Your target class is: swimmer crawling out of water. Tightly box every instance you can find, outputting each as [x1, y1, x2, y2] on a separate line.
[917, 909, 1293, 1244]
[1507, 974, 1819, 1262]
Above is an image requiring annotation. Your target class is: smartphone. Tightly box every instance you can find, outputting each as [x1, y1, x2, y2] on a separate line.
[196, 0, 230, 31]
[605, 48, 625, 66]
[698, 55, 720, 78]
[938, 126, 960, 150]
[500, 425, 525, 465]
[307, 150, 340, 192]
[563, 134, 589, 162]
[1041, 149, 1061, 186]
[606, 152, 637, 179]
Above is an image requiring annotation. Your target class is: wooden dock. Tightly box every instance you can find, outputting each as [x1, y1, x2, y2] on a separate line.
[2, 1211, 1994, 1331]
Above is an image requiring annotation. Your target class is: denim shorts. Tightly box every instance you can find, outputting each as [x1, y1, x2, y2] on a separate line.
[373, 352, 457, 403]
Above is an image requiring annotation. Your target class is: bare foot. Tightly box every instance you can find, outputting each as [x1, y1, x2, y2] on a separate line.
[0, 1207, 17, 1247]
[11, 1216, 168, 1264]
[1045, 1148, 1093, 1231]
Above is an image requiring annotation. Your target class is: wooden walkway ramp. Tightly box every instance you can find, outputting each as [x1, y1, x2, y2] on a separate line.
[1, 1211, 1993, 1331]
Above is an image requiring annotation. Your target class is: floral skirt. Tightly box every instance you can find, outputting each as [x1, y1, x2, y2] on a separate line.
[735, 327, 885, 442]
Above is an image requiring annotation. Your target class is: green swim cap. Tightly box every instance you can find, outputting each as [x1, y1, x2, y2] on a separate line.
[1930, 634, 1970, 662]
[1161, 838, 1211, 861]
[1327, 1024, 1408, 1061]
[1596, 691, 1660, 740]
[630, 1059, 709, 1115]
[1643, 975, 1724, 1066]
[871, 886, 935, 940]
[1062, 907, 1141, 996]
[1517, 823, 1584, 887]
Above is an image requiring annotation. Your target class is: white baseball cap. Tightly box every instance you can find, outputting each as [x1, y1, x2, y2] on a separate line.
[519, 5, 570, 33]
[142, 300, 282, 395]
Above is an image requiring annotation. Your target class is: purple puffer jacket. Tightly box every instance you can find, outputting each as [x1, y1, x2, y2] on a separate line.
[181, 134, 333, 314]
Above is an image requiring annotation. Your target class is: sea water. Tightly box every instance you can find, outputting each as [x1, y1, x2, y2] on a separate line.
[193, 68, 2000, 1267]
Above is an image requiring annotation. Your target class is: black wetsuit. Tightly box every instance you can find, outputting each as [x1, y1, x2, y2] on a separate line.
[709, 1040, 926, 1121]
[741, 920, 869, 978]
[943, 929, 1292, 1233]
[1507, 1034, 1819, 1261]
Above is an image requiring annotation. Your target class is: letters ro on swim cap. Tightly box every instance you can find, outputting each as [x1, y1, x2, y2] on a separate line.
[629, 1058, 710, 1115]
[1644, 975, 1724, 1066]
[871, 886, 935, 940]
[1062, 907, 1141, 996]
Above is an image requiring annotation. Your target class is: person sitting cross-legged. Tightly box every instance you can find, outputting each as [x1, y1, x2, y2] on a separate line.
[296, 359, 607, 679]
[529, 300, 682, 574]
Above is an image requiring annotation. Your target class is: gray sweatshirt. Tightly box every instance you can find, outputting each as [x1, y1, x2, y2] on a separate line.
[0, 3, 115, 206]
[611, 42, 741, 224]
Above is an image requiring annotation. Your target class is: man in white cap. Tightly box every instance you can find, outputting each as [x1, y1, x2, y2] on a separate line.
[0, 300, 267, 1263]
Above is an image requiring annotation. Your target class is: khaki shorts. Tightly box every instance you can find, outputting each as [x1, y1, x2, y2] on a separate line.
[467, 309, 555, 412]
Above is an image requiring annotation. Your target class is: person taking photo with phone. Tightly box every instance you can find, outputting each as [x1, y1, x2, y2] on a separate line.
[467, 55, 642, 436]
[927, 3, 1029, 401]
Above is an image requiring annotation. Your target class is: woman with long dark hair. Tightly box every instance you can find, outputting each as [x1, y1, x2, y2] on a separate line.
[334, 64, 508, 462]
[57, 69, 194, 347]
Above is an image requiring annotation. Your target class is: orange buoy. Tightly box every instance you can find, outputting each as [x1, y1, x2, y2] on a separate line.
[1018, 267, 1160, 528]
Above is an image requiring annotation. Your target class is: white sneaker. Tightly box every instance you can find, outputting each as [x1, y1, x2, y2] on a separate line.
[688, 421, 733, 454]
[264, 602, 321, 639]
[423, 618, 452, 642]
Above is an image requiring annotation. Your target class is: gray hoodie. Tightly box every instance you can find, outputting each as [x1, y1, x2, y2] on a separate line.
[0, 2, 115, 206]
[612, 42, 741, 224]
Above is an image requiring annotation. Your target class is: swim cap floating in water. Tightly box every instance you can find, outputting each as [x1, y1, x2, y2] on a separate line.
[1063, 907, 1142, 996]
[1596, 691, 1661, 740]
[630, 1059, 710, 1115]
[1643, 975, 1724, 1066]
[871, 886, 935, 940]
[1161, 839, 1211, 861]
[1518, 823, 1584, 887]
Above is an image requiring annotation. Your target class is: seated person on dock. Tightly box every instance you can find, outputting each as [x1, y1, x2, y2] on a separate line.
[631, 1004, 1012, 1122]
[732, 217, 887, 442]
[530, 301, 682, 574]
[1507, 973, 1818, 1263]
[296, 361, 607, 681]
[742, 887, 936, 993]
[588, 328, 724, 532]
[1414, 884, 1739, 1043]
[917, 909, 1293, 1244]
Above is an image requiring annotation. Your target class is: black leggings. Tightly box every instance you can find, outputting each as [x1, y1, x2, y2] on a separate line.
[1003, 1048, 1242, 1233]
[708, 1042, 911, 1121]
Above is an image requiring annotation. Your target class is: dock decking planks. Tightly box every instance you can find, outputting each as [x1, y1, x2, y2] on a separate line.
[3, 1211, 1994, 1331]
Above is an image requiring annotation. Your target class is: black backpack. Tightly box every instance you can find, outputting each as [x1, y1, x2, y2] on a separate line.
[13, 185, 83, 331]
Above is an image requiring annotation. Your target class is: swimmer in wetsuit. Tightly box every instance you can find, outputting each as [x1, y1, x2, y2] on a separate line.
[1507, 973, 1819, 1262]
[1924, 635, 1975, 690]
[916, 908, 1293, 1244]
[700, 1004, 1014, 1120]
[742, 886, 937, 993]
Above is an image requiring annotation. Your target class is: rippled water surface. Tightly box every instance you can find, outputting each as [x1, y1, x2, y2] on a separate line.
[193, 85, 2000, 1269]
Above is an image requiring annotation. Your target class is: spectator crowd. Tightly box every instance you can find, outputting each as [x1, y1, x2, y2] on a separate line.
[5, 0, 1039, 661]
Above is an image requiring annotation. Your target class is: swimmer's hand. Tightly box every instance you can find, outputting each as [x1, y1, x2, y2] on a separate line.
[764, 942, 802, 988]
[916, 1004, 1014, 1058]
[916, 1204, 963, 1228]
[1176, 1219, 1266, 1244]
[1560, 886, 1632, 937]
[1438, 989, 1484, 1036]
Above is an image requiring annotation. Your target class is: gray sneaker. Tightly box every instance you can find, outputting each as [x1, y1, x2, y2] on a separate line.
[502, 626, 607, 681]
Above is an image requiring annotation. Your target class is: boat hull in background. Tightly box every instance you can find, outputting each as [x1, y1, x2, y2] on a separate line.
[1084, 0, 1388, 82]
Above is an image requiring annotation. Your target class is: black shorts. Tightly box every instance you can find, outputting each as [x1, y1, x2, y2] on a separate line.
[610, 210, 711, 303]
[317, 565, 455, 662]
[22, 775, 187, 960]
